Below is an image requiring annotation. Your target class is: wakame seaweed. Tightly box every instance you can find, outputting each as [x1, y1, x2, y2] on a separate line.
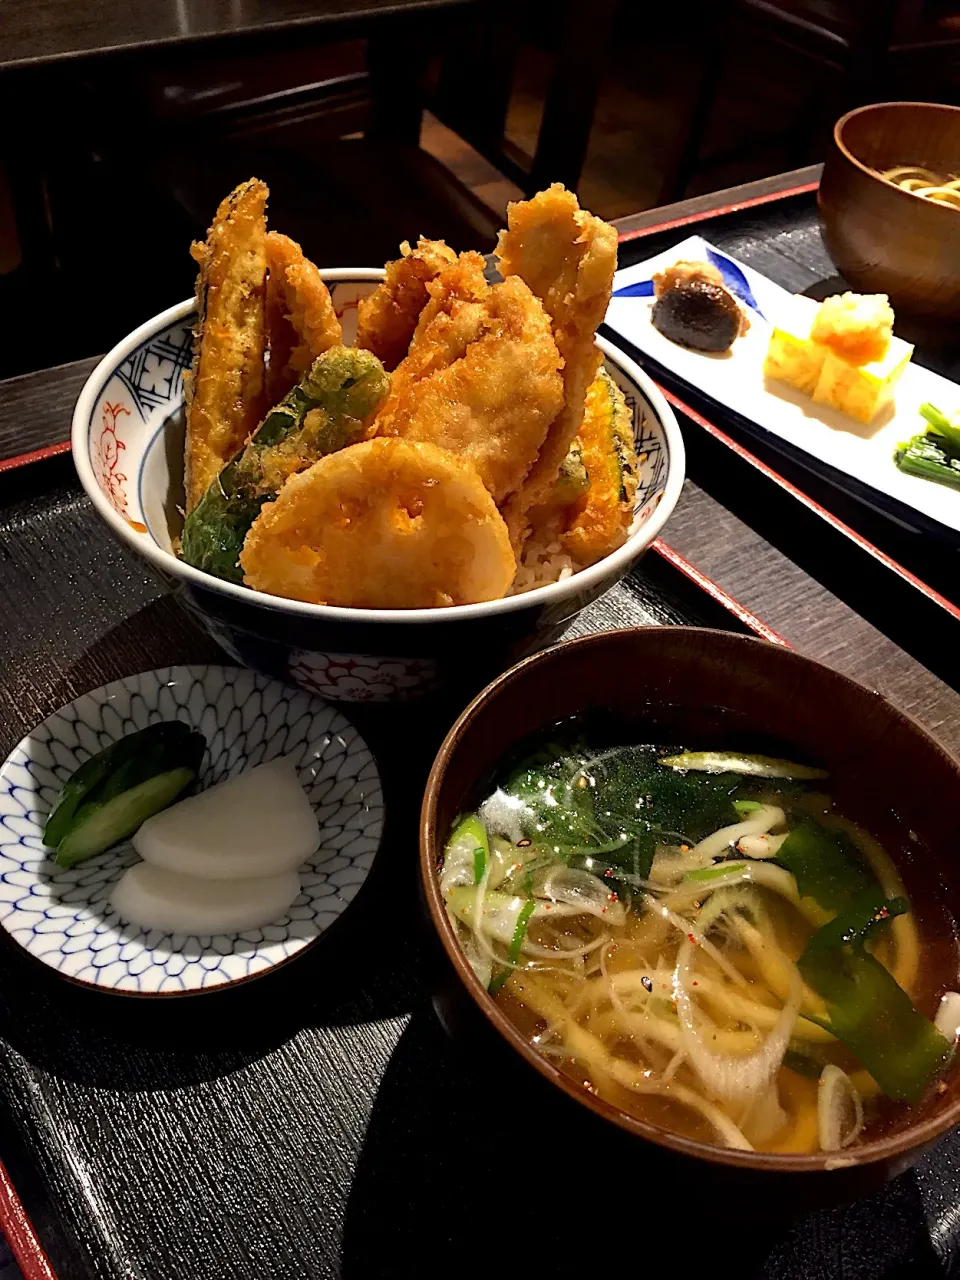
[498, 742, 742, 881]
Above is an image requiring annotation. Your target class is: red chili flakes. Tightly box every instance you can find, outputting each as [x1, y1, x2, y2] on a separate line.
[680, 844, 690, 853]
[607, 892, 618, 901]
[604, 869, 614, 878]
[687, 933, 697, 944]
[878, 907, 890, 919]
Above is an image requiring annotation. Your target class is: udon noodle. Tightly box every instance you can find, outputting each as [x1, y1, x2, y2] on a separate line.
[441, 729, 960, 1155]
[880, 165, 960, 209]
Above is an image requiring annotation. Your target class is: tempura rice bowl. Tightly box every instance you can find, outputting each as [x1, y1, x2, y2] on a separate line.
[72, 272, 684, 703]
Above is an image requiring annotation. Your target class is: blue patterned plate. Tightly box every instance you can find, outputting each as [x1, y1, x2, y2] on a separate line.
[0, 666, 384, 995]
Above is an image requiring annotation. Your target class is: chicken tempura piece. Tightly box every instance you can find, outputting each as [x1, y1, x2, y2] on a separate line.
[241, 438, 515, 608]
[356, 238, 458, 370]
[185, 178, 268, 512]
[373, 251, 491, 421]
[375, 275, 563, 505]
[496, 184, 618, 542]
[265, 232, 342, 404]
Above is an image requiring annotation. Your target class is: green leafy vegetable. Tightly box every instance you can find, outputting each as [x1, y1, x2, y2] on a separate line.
[783, 1048, 827, 1079]
[799, 941, 950, 1103]
[919, 402, 960, 454]
[499, 743, 740, 882]
[775, 819, 875, 911]
[473, 846, 486, 884]
[804, 888, 909, 952]
[734, 800, 764, 816]
[799, 891, 948, 1103]
[894, 433, 960, 491]
[659, 751, 828, 780]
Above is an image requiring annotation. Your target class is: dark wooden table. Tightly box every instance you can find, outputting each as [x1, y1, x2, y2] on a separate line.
[1, 168, 960, 1279]
[0, 0, 471, 72]
[0, 0, 482, 347]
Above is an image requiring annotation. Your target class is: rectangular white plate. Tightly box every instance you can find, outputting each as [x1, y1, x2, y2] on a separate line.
[605, 234, 960, 538]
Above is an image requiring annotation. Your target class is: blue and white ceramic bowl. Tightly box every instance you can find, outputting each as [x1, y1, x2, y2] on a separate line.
[72, 270, 685, 703]
[0, 666, 384, 995]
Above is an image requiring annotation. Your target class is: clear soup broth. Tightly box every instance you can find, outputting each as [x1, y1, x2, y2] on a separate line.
[440, 720, 959, 1156]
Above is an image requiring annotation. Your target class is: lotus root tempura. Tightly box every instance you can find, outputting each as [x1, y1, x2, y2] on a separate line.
[440, 722, 960, 1155]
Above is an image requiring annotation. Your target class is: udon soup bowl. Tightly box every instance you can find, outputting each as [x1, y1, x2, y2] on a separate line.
[71, 273, 684, 703]
[420, 627, 960, 1195]
[819, 101, 960, 318]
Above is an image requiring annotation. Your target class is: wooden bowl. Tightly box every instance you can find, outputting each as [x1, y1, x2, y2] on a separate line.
[819, 101, 960, 318]
[420, 627, 960, 1196]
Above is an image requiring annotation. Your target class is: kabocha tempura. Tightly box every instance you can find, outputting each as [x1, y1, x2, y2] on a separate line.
[442, 727, 960, 1155]
[180, 179, 639, 608]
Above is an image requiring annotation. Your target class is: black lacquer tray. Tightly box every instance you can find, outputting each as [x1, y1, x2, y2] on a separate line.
[1, 221, 959, 1276]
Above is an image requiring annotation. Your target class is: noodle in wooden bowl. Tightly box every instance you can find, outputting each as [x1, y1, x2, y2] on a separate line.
[819, 102, 960, 317]
[421, 628, 960, 1200]
[879, 165, 960, 210]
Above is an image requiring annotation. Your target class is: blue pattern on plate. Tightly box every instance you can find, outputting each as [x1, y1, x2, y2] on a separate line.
[612, 247, 764, 318]
[704, 247, 764, 317]
[0, 667, 384, 994]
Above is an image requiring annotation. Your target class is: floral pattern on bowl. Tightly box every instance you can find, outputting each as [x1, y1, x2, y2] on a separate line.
[0, 665, 384, 995]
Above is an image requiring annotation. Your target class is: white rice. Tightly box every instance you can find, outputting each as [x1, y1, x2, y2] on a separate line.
[508, 531, 577, 596]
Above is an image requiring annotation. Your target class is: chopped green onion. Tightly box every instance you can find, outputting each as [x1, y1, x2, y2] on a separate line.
[509, 900, 537, 964]
[489, 899, 538, 997]
[441, 814, 490, 897]
[685, 863, 746, 882]
[734, 800, 764, 816]
[489, 969, 510, 996]
[658, 751, 827, 780]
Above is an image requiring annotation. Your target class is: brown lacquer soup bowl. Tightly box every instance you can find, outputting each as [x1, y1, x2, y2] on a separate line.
[420, 627, 960, 1201]
[819, 101, 960, 318]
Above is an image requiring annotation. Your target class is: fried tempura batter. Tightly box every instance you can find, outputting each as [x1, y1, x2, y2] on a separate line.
[562, 368, 638, 565]
[373, 251, 491, 422]
[185, 178, 268, 512]
[496, 184, 617, 541]
[374, 275, 563, 504]
[240, 438, 515, 608]
[356, 238, 458, 370]
[265, 232, 342, 403]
